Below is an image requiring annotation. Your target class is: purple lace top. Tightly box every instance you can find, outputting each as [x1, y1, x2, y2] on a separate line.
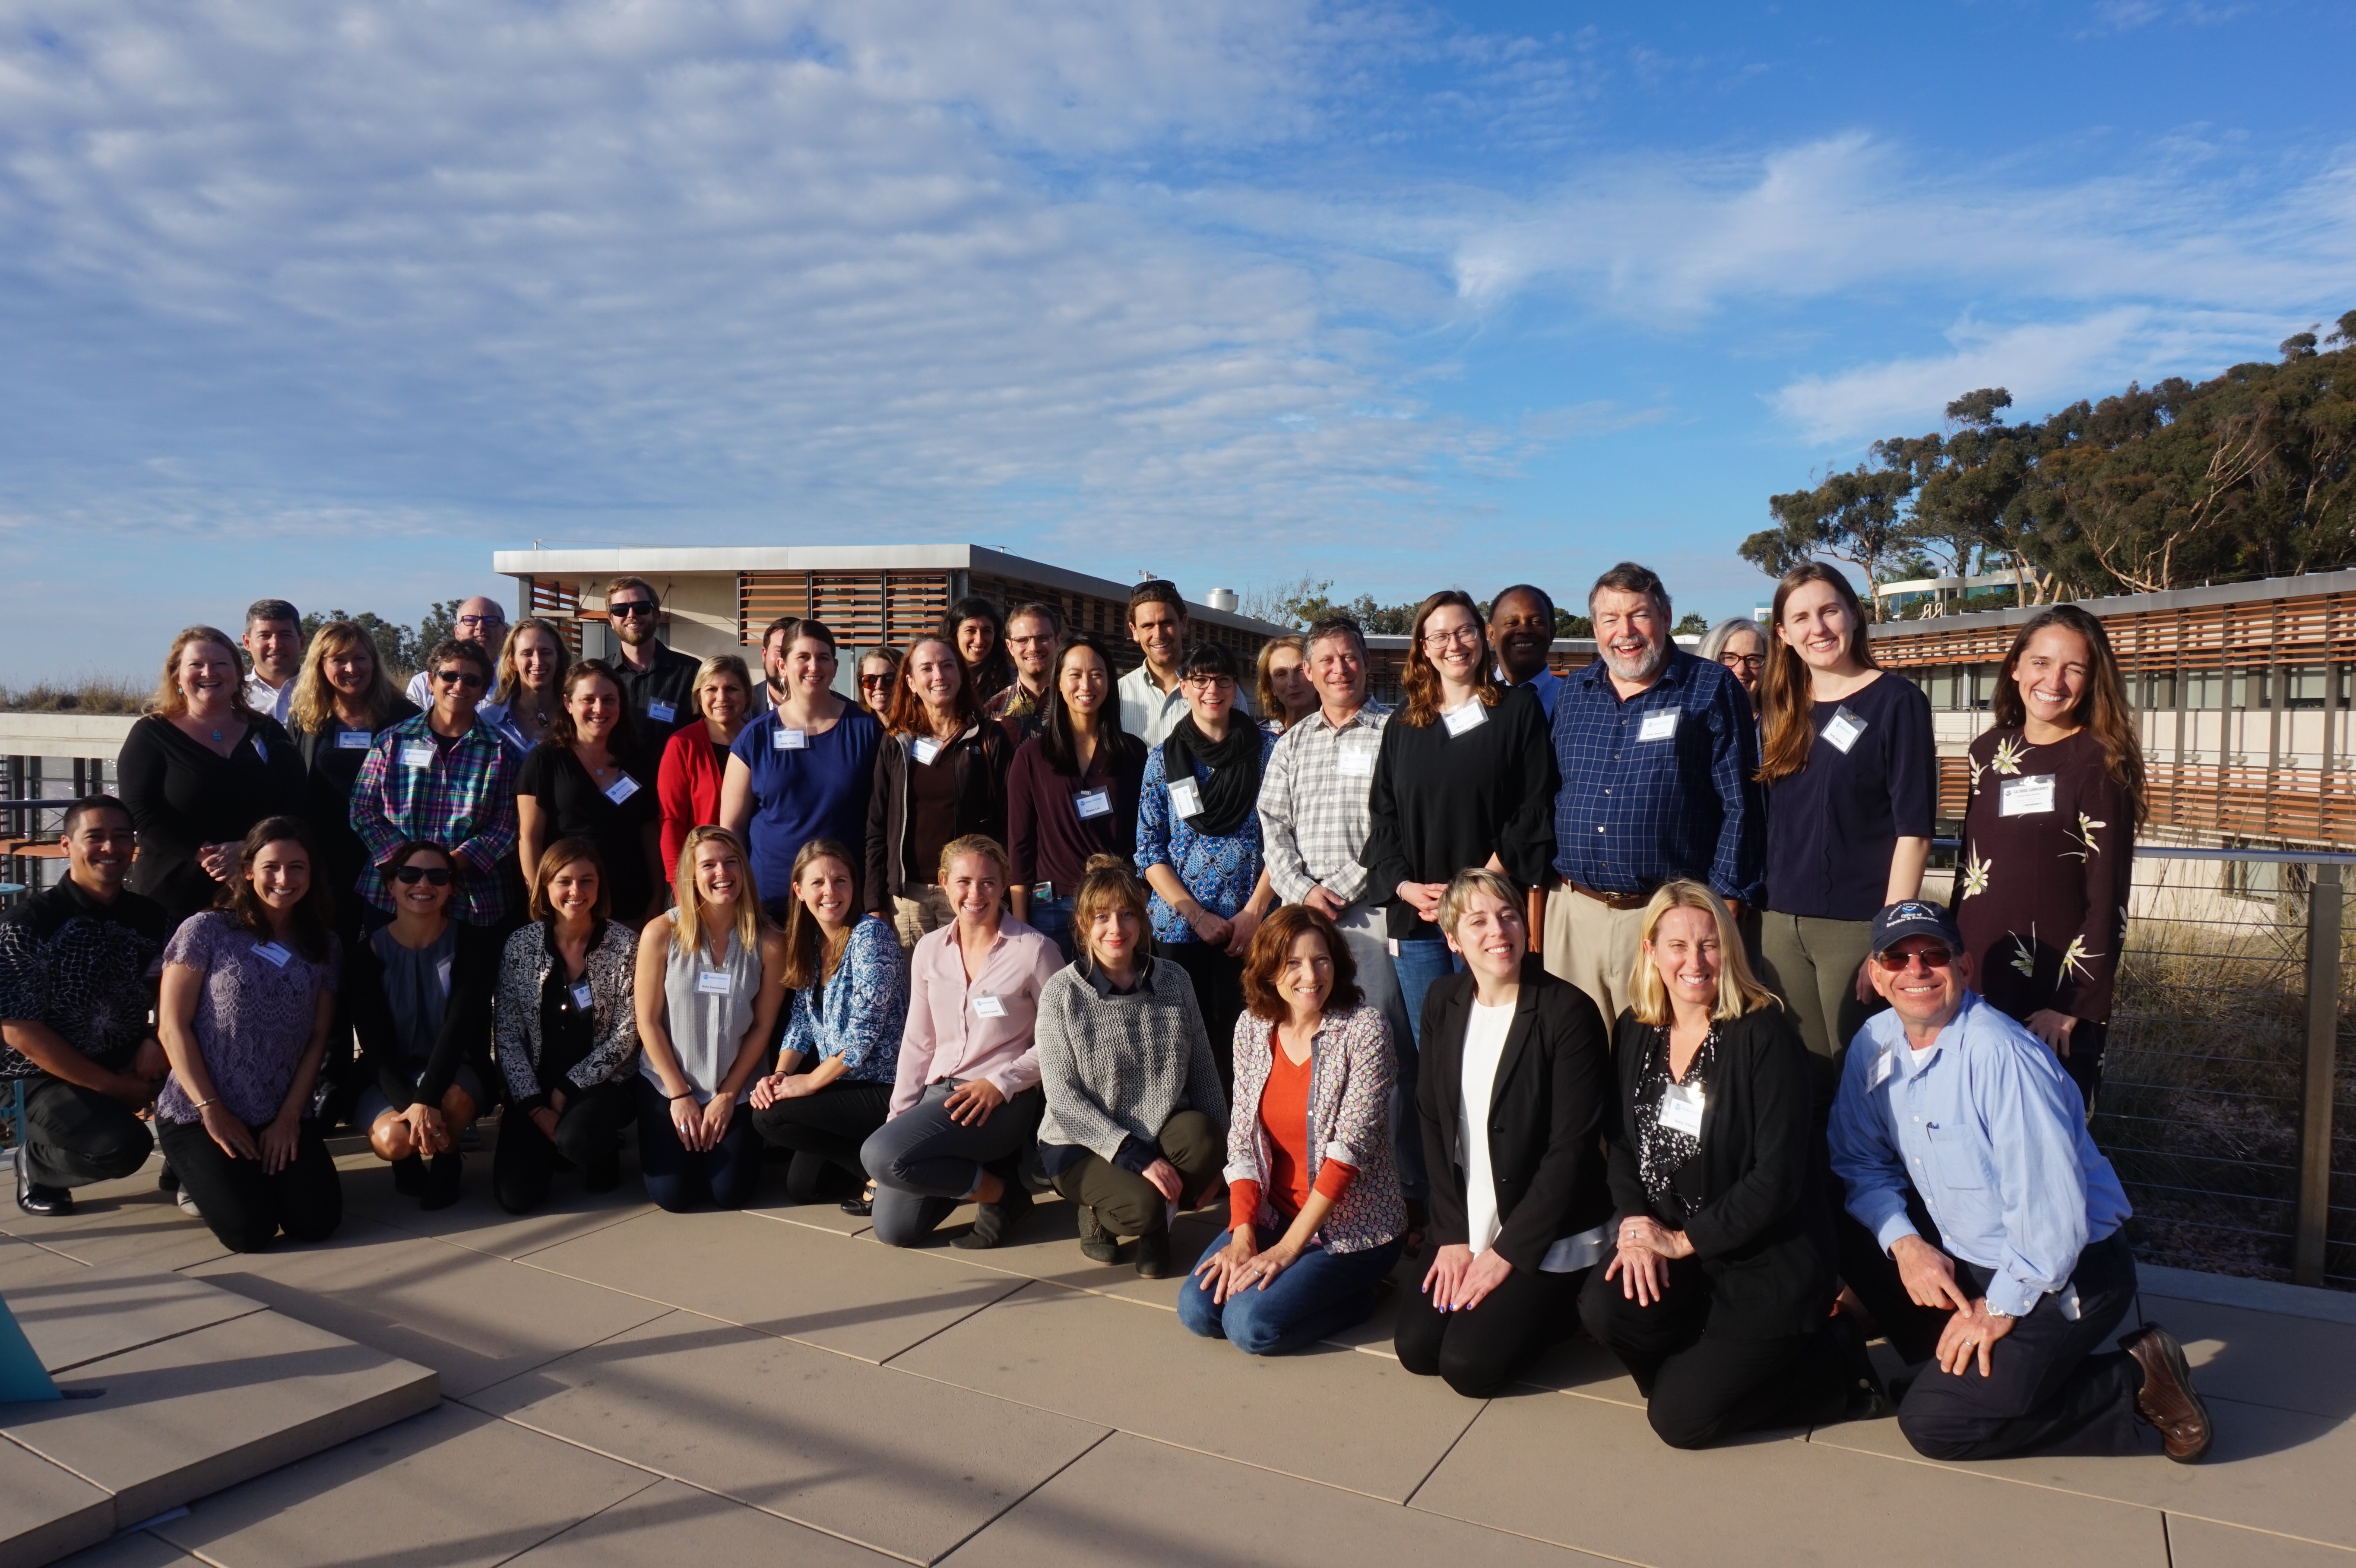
[158, 912, 340, 1127]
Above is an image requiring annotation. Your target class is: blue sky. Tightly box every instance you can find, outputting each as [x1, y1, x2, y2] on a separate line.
[3, 0, 2353, 678]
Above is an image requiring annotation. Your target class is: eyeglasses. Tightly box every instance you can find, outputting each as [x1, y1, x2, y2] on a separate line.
[393, 866, 454, 886]
[433, 670, 487, 689]
[1872, 946, 1954, 973]
[1720, 653, 1765, 673]
[1182, 675, 1235, 692]
[608, 600, 660, 620]
[455, 613, 506, 629]
[1422, 627, 1482, 651]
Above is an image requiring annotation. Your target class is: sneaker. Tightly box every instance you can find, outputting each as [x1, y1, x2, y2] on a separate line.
[2122, 1324, 2214, 1463]
[1133, 1230, 1173, 1278]
[176, 1188, 201, 1216]
[954, 1183, 1031, 1249]
[1077, 1204, 1119, 1264]
[422, 1152, 463, 1211]
[390, 1154, 427, 1196]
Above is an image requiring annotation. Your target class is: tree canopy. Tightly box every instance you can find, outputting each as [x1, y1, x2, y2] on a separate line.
[298, 600, 464, 680]
[1742, 310, 2356, 613]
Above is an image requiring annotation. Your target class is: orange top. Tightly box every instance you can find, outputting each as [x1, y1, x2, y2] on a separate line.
[1230, 1042, 1354, 1231]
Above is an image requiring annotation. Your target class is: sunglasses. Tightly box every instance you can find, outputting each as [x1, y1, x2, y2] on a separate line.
[608, 600, 660, 620]
[1872, 946, 1954, 972]
[433, 670, 487, 688]
[393, 866, 454, 886]
[861, 673, 896, 688]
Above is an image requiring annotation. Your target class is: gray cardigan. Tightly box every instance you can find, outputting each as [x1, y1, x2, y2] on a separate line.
[1035, 958, 1227, 1173]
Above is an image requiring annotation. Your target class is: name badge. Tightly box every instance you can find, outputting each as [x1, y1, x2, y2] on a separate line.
[250, 941, 291, 968]
[399, 742, 436, 769]
[1999, 775, 2056, 817]
[912, 737, 944, 766]
[777, 727, 808, 750]
[1657, 1082, 1705, 1138]
[1074, 787, 1113, 820]
[437, 956, 453, 995]
[1866, 1047, 1899, 1092]
[1637, 709, 1679, 743]
[603, 773, 640, 805]
[696, 969, 732, 996]
[1441, 701, 1487, 738]
[570, 980, 595, 1010]
[647, 701, 676, 724]
[1167, 776, 1203, 820]
[1336, 746, 1375, 778]
[972, 994, 1008, 1018]
[1821, 705, 1867, 755]
[336, 730, 374, 750]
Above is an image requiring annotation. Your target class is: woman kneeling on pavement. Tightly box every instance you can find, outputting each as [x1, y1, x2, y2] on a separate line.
[1578, 879, 1881, 1447]
[1036, 855, 1228, 1277]
[633, 826, 787, 1213]
[1179, 903, 1405, 1354]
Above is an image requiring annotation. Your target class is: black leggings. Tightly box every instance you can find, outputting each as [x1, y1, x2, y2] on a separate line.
[750, 1078, 895, 1202]
[155, 1116, 341, 1254]
[1393, 1253, 1584, 1398]
[492, 1080, 636, 1214]
[635, 1077, 764, 1213]
[1164, 941, 1243, 1090]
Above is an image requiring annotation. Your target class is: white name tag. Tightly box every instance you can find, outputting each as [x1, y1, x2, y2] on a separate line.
[696, 969, 732, 996]
[647, 701, 676, 724]
[912, 737, 944, 766]
[399, 742, 436, 769]
[1167, 776, 1203, 820]
[1657, 1082, 1705, 1138]
[1441, 701, 1487, 738]
[778, 727, 808, 750]
[1821, 705, 1867, 755]
[1867, 1047, 1899, 1091]
[603, 773, 640, 805]
[437, 956, 453, 995]
[570, 980, 595, 1010]
[250, 941, 291, 968]
[336, 730, 374, 750]
[1336, 746, 1375, 778]
[2000, 775, 2057, 817]
[1074, 787, 1113, 820]
[1637, 709, 1679, 743]
[972, 994, 1007, 1018]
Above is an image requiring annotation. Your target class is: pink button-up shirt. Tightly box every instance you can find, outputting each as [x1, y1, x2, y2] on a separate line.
[890, 918, 1066, 1117]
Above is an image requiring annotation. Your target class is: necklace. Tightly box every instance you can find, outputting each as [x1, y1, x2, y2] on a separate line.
[211, 730, 223, 743]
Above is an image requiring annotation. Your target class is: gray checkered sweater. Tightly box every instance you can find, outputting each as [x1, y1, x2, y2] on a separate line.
[1034, 958, 1228, 1172]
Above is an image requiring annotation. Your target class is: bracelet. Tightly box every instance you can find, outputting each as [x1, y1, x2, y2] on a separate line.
[669, 1089, 697, 1101]
[192, 1096, 215, 1110]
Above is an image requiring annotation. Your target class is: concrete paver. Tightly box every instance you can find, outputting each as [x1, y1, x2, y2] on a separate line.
[51, 1531, 209, 1568]
[0, 1247, 264, 1376]
[2133, 1291, 2356, 1423]
[0, 1177, 232, 1274]
[0, 1427, 117, 1567]
[2162, 1514, 2356, 1565]
[336, 1153, 656, 1263]
[508, 1478, 903, 1566]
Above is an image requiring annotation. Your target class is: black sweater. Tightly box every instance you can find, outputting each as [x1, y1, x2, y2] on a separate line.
[339, 920, 503, 1113]
[1365, 684, 1558, 939]
[291, 699, 422, 910]
[118, 714, 309, 928]
[1604, 1005, 1837, 1339]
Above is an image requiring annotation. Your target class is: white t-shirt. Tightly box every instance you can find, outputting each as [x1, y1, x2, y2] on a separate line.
[1459, 999, 1517, 1257]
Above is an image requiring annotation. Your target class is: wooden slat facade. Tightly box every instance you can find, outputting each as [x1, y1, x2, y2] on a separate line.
[519, 577, 584, 654]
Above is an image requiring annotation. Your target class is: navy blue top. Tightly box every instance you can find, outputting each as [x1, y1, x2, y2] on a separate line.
[1548, 649, 1764, 904]
[731, 705, 885, 906]
[1761, 673, 1936, 922]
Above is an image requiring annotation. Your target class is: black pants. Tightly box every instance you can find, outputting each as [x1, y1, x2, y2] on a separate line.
[751, 1079, 894, 1202]
[492, 1080, 636, 1215]
[634, 1078, 764, 1213]
[155, 1116, 342, 1254]
[2057, 1021, 2107, 1110]
[1837, 1206, 2144, 1460]
[1579, 1258, 1848, 1448]
[1394, 1252, 1585, 1399]
[17, 1074, 153, 1188]
[1046, 1111, 1225, 1238]
[1163, 940, 1242, 1091]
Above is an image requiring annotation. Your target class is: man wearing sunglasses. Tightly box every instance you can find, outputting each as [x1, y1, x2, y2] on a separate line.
[351, 640, 519, 928]
[604, 576, 700, 739]
[1828, 900, 2211, 1466]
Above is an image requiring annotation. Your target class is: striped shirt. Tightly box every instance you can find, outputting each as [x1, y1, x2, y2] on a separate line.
[1256, 702, 1390, 906]
[348, 714, 520, 923]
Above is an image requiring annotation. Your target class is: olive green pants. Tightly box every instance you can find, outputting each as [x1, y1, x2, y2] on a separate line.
[1757, 912, 1884, 1075]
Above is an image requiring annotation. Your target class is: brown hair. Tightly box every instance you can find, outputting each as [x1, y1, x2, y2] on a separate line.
[149, 626, 259, 721]
[780, 838, 858, 993]
[1254, 635, 1308, 730]
[529, 837, 611, 922]
[1438, 866, 1525, 940]
[1400, 590, 1501, 727]
[290, 620, 403, 734]
[1072, 853, 1151, 971]
[670, 825, 769, 964]
[883, 637, 980, 737]
[494, 616, 572, 709]
[1241, 903, 1363, 1023]
[1758, 562, 1878, 784]
[546, 660, 642, 756]
[217, 815, 335, 962]
[1992, 604, 2146, 827]
[1627, 879, 1780, 1025]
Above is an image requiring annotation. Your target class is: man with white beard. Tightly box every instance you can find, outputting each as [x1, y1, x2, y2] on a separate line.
[1541, 563, 1762, 1024]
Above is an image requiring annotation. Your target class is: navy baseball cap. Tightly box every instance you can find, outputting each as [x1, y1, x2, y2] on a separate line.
[1869, 900, 1962, 954]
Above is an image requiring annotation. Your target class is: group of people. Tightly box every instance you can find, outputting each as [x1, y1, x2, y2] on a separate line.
[0, 560, 2210, 1469]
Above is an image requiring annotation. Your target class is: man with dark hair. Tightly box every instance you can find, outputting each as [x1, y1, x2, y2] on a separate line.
[1488, 584, 1562, 720]
[242, 597, 302, 724]
[350, 639, 518, 926]
[1117, 579, 1193, 745]
[1542, 561, 1761, 1022]
[987, 601, 1064, 723]
[604, 576, 700, 738]
[0, 797, 172, 1216]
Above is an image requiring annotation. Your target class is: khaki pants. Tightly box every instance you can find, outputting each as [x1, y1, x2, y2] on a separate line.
[1542, 883, 1647, 1028]
[1756, 912, 1881, 1068]
[891, 887, 955, 951]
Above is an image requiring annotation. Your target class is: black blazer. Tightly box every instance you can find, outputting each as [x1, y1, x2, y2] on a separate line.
[1416, 960, 1613, 1272]
[339, 920, 503, 1115]
[1604, 1005, 1836, 1339]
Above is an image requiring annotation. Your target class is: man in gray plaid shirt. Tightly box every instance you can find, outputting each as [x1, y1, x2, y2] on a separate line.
[1254, 614, 1423, 1201]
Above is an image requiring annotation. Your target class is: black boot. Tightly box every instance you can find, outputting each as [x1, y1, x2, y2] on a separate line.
[1134, 1229, 1172, 1279]
[390, 1154, 427, 1196]
[422, 1152, 463, 1211]
[955, 1183, 1031, 1249]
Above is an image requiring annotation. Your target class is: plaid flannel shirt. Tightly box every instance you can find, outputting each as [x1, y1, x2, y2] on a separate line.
[1256, 702, 1390, 906]
[349, 713, 520, 923]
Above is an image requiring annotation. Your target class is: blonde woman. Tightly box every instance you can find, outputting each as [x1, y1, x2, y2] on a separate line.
[657, 654, 754, 873]
[633, 826, 788, 1212]
[488, 616, 571, 753]
[1255, 635, 1315, 735]
[286, 621, 420, 937]
[1579, 879, 1873, 1448]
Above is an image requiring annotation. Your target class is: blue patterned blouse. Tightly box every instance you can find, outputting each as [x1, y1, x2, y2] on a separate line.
[1135, 727, 1276, 945]
[779, 914, 908, 1084]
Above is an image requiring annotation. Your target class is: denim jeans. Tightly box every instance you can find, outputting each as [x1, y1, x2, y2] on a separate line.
[1026, 894, 1077, 962]
[1177, 1224, 1404, 1356]
[1390, 932, 1462, 1204]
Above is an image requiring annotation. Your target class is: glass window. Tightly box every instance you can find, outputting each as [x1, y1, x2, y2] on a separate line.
[2184, 669, 2224, 710]
[2143, 670, 2177, 710]
[2230, 667, 2270, 711]
[2282, 665, 2328, 710]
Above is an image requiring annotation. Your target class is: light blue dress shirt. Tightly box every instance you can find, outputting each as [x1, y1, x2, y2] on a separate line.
[1828, 992, 2132, 1319]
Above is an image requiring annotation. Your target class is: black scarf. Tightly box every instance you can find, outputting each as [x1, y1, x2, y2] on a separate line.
[1160, 714, 1261, 838]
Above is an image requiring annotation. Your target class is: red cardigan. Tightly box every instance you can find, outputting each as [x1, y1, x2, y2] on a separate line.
[657, 723, 731, 876]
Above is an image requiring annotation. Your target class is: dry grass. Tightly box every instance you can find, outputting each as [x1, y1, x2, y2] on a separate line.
[0, 676, 149, 714]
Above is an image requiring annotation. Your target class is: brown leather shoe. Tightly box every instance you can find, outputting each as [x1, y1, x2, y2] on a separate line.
[2121, 1324, 2213, 1463]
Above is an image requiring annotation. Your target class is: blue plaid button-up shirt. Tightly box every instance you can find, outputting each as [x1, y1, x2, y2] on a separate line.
[349, 713, 520, 923]
[1548, 648, 1763, 904]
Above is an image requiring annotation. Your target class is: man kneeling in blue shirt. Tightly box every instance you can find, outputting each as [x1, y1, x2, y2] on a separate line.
[1828, 901, 2211, 1463]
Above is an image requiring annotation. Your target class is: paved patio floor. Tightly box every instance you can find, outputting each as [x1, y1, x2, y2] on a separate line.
[6, 1141, 2353, 1568]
